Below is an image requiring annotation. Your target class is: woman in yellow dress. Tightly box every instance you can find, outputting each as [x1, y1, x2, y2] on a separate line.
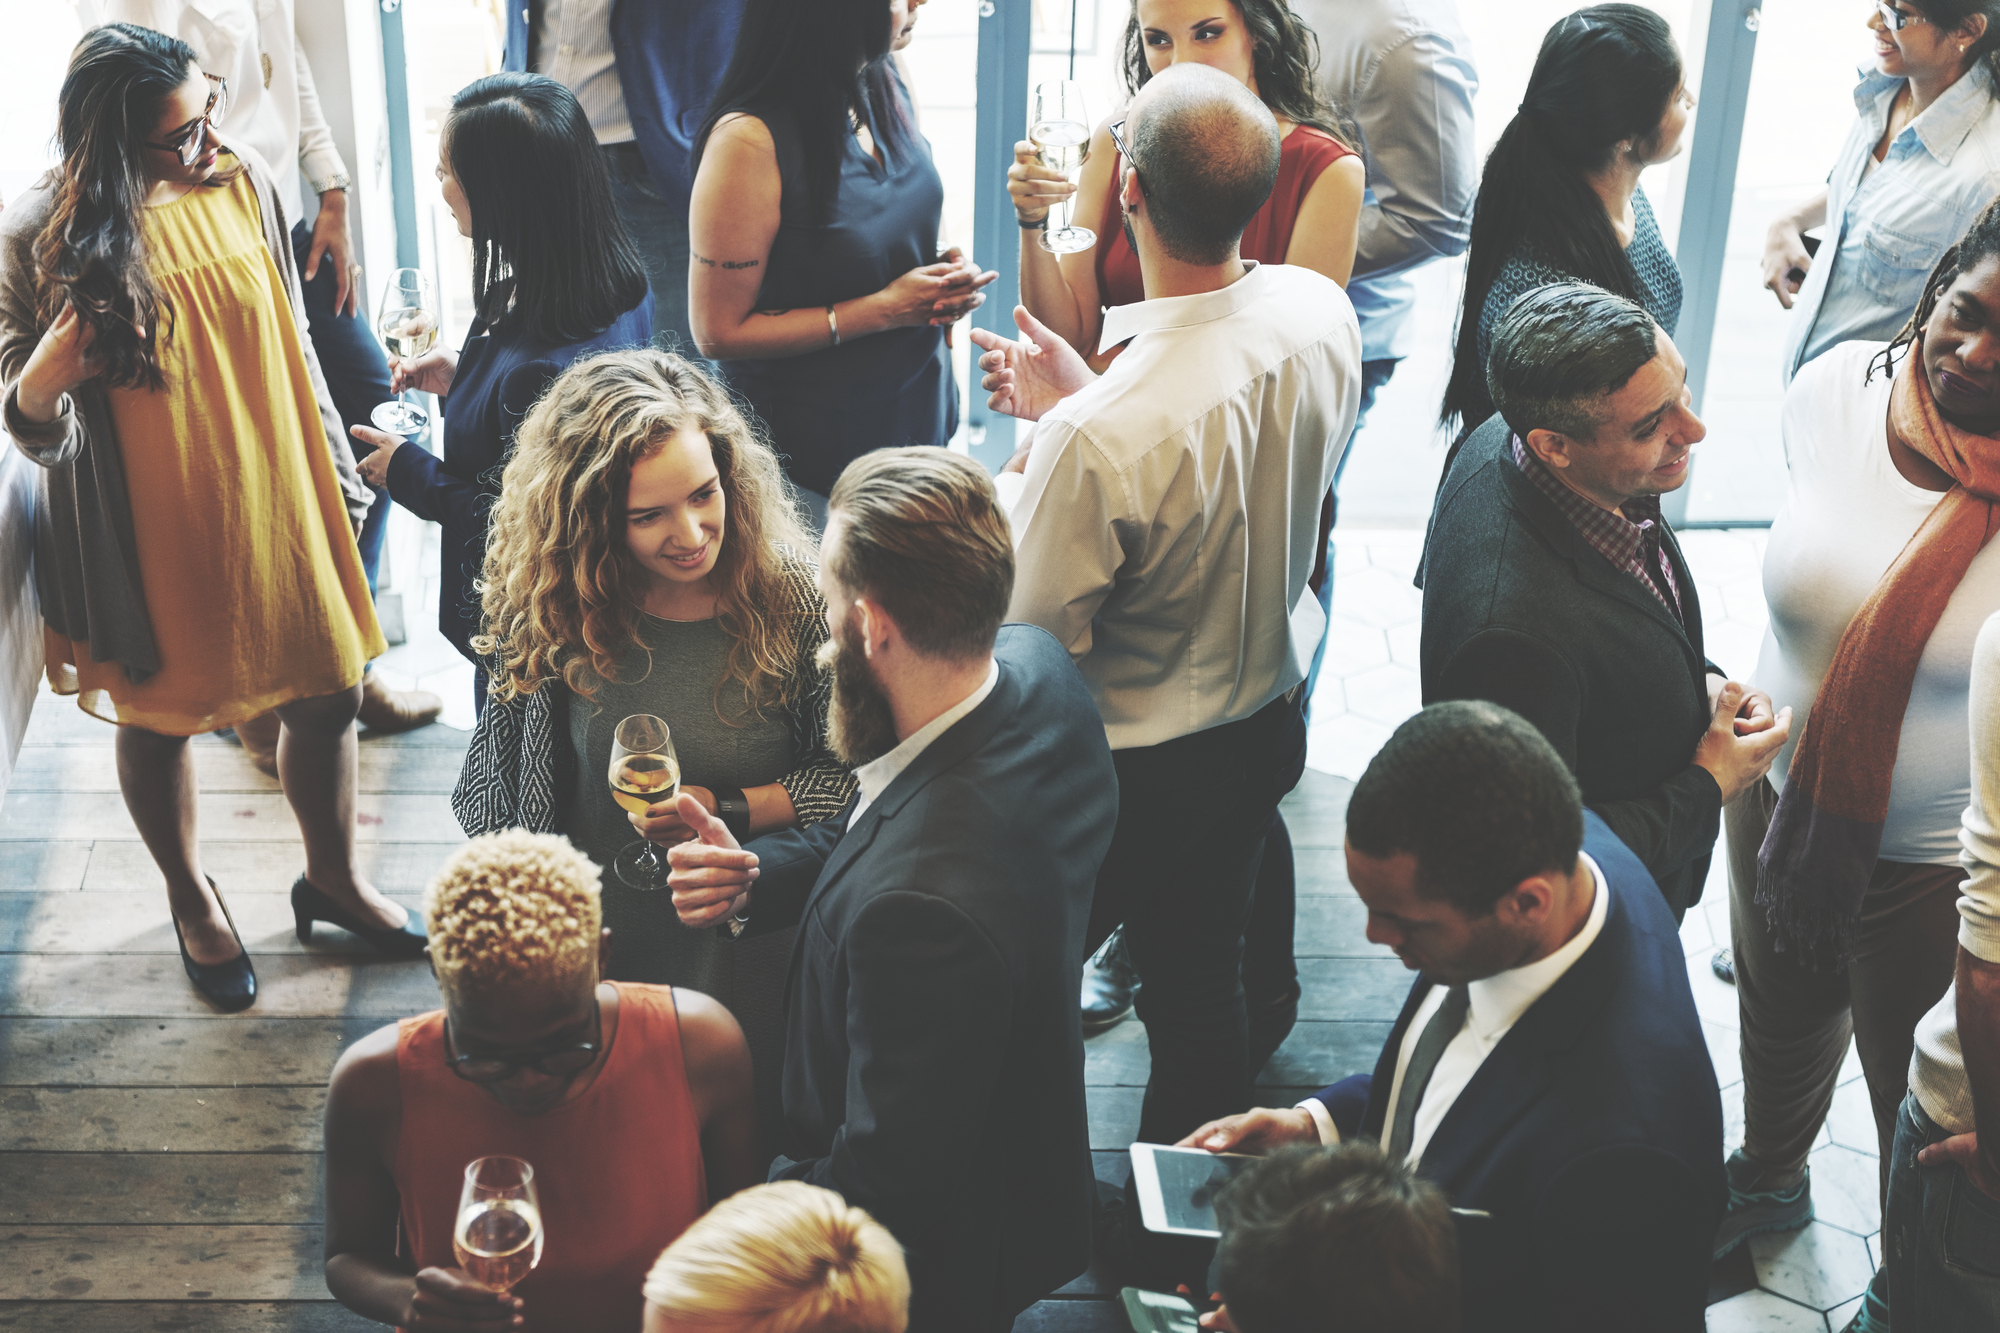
[0, 24, 422, 1010]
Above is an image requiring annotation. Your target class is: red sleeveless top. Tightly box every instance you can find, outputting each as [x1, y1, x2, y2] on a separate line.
[393, 983, 706, 1333]
[1094, 123, 1355, 308]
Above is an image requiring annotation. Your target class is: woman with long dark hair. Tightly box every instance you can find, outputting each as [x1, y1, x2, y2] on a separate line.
[1440, 4, 1694, 435]
[0, 24, 413, 1010]
[348, 72, 652, 677]
[688, 0, 993, 525]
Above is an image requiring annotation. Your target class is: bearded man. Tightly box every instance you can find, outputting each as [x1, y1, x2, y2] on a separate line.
[666, 446, 1118, 1333]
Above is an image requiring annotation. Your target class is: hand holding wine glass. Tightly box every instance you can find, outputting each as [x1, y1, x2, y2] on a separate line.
[1029, 81, 1094, 255]
[454, 1156, 543, 1295]
[371, 267, 440, 438]
[610, 714, 681, 890]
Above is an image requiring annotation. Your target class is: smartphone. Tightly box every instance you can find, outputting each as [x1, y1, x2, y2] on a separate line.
[1120, 1287, 1202, 1333]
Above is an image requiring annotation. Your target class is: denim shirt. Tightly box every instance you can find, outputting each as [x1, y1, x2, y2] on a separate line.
[1783, 63, 2000, 385]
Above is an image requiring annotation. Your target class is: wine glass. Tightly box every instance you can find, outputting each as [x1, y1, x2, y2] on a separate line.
[454, 1156, 543, 1294]
[610, 714, 680, 891]
[371, 267, 439, 438]
[1030, 81, 1094, 255]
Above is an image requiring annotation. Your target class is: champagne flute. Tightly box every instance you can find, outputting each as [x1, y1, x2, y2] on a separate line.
[371, 267, 439, 439]
[454, 1156, 543, 1294]
[1030, 81, 1094, 255]
[610, 714, 680, 891]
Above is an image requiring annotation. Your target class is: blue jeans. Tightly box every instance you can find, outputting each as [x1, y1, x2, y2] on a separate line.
[1304, 357, 1399, 711]
[1886, 1090, 2000, 1329]
[602, 143, 695, 358]
[292, 219, 392, 594]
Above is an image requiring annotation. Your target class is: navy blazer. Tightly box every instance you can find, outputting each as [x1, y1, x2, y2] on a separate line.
[1313, 814, 1724, 1332]
[734, 625, 1119, 1333]
[504, 1, 747, 211]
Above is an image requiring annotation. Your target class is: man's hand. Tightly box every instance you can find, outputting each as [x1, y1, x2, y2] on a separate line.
[349, 424, 404, 488]
[668, 793, 759, 928]
[969, 304, 1094, 422]
[1693, 681, 1792, 803]
[1708, 673, 1781, 736]
[1175, 1106, 1320, 1154]
[401, 1267, 522, 1330]
[305, 189, 361, 317]
[1919, 1131, 2000, 1201]
[629, 784, 714, 846]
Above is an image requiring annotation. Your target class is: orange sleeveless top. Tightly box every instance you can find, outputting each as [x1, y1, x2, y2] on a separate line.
[1094, 123, 1355, 308]
[393, 983, 707, 1333]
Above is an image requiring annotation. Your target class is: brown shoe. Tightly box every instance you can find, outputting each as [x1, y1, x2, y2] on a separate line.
[234, 710, 282, 779]
[357, 671, 443, 733]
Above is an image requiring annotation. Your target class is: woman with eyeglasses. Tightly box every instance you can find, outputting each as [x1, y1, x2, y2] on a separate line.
[1765, 1, 2000, 387]
[0, 24, 407, 1012]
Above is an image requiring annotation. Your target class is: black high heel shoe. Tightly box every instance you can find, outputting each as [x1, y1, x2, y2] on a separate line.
[173, 878, 256, 1013]
[291, 876, 428, 958]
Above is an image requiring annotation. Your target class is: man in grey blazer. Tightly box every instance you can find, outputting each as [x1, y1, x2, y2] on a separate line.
[667, 448, 1119, 1333]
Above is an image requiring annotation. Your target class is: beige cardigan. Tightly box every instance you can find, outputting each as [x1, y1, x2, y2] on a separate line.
[0, 141, 369, 686]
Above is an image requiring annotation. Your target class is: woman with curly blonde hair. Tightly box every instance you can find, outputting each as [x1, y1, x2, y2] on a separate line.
[454, 349, 855, 1144]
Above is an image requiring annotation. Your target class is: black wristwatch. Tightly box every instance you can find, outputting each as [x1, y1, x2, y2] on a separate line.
[1018, 213, 1048, 231]
[713, 787, 751, 842]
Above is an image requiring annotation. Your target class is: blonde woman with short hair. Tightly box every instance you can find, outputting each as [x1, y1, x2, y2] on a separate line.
[322, 830, 759, 1333]
[641, 1182, 910, 1333]
[454, 349, 855, 1147]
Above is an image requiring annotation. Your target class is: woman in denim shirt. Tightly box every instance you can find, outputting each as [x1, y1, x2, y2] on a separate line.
[1766, 2, 2000, 386]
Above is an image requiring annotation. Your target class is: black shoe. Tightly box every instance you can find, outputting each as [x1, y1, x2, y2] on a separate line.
[291, 876, 428, 958]
[174, 879, 256, 1012]
[1712, 947, 1736, 985]
[1083, 929, 1139, 1033]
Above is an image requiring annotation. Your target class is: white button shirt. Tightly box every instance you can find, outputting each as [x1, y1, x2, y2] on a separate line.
[532, 0, 635, 145]
[847, 662, 999, 824]
[1004, 262, 1361, 751]
[1303, 855, 1610, 1167]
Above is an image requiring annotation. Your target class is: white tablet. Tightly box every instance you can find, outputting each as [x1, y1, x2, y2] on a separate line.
[1128, 1142, 1260, 1238]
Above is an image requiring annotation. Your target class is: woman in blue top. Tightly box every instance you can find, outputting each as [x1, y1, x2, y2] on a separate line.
[1764, 0, 2000, 386]
[351, 73, 652, 677]
[687, 0, 994, 526]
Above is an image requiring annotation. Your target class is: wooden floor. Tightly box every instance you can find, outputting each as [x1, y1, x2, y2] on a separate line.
[0, 682, 1375, 1330]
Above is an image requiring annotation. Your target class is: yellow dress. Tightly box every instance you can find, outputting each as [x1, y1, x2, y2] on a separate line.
[44, 172, 384, 734]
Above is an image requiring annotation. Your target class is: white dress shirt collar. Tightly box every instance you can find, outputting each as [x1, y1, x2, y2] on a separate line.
[1463, 853, 1609, 1043]
[848, 661, 1000, 823]
[1097, 262, 1265, 355]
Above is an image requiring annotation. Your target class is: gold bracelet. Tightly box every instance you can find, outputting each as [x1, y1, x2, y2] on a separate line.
[826, 304, 841, 347]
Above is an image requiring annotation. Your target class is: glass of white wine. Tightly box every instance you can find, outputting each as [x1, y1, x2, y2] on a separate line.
[610, 713, 680, 891]
[371, 267, 439, 439]
[454, 1156, 543, 1295]
[1030, 81, 1094, 255]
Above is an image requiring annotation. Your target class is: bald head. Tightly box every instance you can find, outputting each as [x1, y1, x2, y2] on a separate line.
[1126, 63, 1281, 266]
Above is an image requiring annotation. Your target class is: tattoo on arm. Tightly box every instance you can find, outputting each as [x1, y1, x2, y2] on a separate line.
[693, 252, 761, 271]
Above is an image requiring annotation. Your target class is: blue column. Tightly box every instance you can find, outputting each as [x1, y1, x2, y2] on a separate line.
[969, 0, 1033, 472]
[379, 0, 421, 270]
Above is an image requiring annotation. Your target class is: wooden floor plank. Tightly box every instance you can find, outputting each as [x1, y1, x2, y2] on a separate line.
[73, 842, 465, 896]
[0, 1153, 322, 1225]
[0, 893, 423, 955]
[0, 793, 459, 844]
[0, 1018, 383, 1087]
[0, 842, 92, 892]
[0, 1301, 371, 1331]
[7, 745, 470, 795]
[0, 1087, 326, 1152]
[0, 1226, 326, 1300]
[0, 955, 437, 1019]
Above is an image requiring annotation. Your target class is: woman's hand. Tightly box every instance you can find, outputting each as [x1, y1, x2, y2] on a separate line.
[631, 785, 714, 846]
[390, 348, 457, 398]
[16, 304, 98, 423]
[872, 258, 998, 331]
[349, 424, 405, 488]
[1007, 139, 1076, 226]
[1762, 219, 1813, 309]
[400, 1267, 523, 1330]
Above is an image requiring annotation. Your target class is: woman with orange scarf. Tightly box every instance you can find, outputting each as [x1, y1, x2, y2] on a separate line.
[1712, 199, 2000, 1326]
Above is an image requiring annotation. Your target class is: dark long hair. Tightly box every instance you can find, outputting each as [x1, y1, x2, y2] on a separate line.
[694, 0, 918, 226]
[1119, 0, 1350, 143]
[1907, 1, 2000, 90]
[1440, 5, 1681, 431]
[36, 24, 230, 391]
[444, 73, 649, 345]
[1868, 194, 2000, 383]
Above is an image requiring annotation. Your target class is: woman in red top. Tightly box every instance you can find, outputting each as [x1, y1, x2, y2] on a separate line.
[322, 830, 759, 1333]
[1008, 0, 1364, 372]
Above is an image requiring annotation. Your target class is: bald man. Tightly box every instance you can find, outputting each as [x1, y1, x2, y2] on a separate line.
[974, 64, 1362, 1148]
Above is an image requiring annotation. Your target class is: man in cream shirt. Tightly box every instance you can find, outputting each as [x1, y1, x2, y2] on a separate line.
[972, 63, 1359, 1148]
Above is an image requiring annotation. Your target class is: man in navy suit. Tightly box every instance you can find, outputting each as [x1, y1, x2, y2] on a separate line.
[502, 0, 745, 351]
[1184, 700, 1724, 1332]
[667, 449, 1119, 1333]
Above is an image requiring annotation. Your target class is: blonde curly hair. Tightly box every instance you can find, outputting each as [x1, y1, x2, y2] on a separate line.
[473, 349, 815, 713]
[424, 830, 602, 998]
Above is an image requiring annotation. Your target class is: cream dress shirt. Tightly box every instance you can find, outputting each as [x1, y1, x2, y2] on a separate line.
[531, 0, 634, 145]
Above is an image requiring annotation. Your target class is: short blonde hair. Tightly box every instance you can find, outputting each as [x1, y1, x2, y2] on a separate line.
[424, 830, 602, 997]
[642, 1182, 909, 1333]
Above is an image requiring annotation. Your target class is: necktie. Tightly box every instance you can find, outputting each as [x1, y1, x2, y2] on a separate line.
[1385, 984, 1471, 1164]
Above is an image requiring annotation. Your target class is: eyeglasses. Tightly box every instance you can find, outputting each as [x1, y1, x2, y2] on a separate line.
[1875, 1, 1930, 31]
[443, 1003, 602, 1084]
[146, 74, 228, 166]
[1106, 118, 1144, 194]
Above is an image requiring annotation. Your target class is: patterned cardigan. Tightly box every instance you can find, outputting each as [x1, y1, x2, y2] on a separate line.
[453, 557, 857, 837]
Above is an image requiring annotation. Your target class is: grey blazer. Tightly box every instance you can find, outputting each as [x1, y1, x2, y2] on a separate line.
[0, 138, 368, 686]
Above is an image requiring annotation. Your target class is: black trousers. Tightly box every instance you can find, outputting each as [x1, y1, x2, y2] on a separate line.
[1088, 691, 1308, 1146]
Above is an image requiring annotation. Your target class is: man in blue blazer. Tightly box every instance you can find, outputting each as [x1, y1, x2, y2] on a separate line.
[502, 0, 745, 350]
[1184, 701, 1724, 1332]
[667, 449, 1119, 1333]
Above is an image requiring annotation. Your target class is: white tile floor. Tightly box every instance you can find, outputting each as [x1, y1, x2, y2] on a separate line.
[1309, 528, 1883, 1331]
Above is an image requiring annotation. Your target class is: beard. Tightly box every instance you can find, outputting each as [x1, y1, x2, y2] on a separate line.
[817, 611, 900, 767]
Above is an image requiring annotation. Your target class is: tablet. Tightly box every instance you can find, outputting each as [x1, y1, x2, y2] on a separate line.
[1128, 1142, 1260, 1238]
